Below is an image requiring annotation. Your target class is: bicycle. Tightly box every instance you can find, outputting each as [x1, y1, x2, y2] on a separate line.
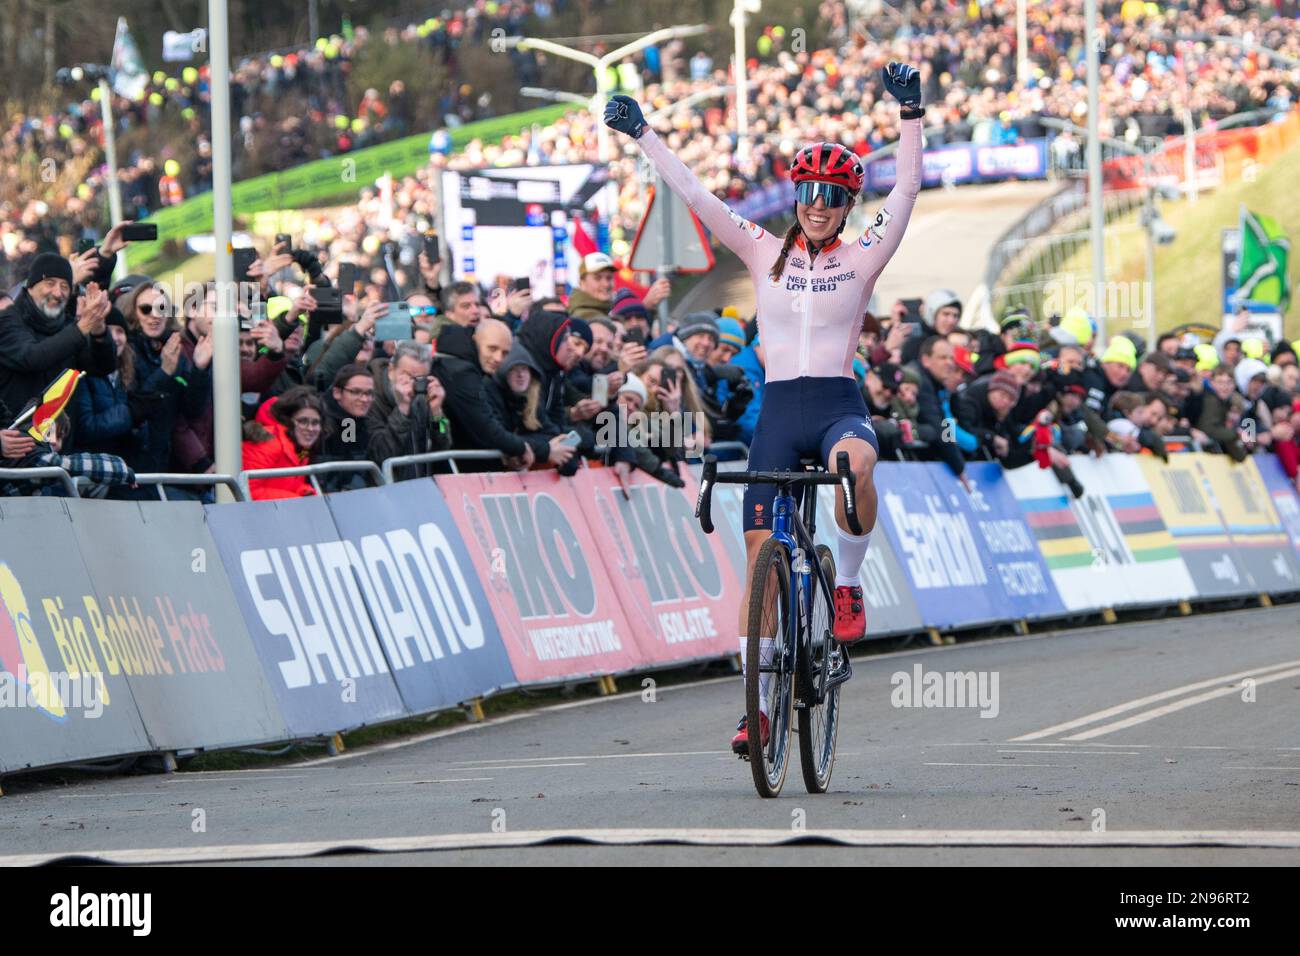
[695, 451, 861, 797]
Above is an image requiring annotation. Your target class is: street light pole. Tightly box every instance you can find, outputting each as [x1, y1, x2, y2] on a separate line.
[1085, 0, 1106, 345]
[96, 77, 126, 280]
[733, 1, 749, 164]
[209, 0, 241, 500]
[509, 25, 709, 162]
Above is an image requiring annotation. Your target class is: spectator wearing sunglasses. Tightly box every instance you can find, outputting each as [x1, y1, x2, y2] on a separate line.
[115, 279, 212, 486]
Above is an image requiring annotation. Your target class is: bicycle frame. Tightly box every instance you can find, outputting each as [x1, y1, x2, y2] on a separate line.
[764, 481, 853, 708]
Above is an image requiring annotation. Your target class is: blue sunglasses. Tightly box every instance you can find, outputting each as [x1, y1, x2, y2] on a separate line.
[795, 180, 852, 208]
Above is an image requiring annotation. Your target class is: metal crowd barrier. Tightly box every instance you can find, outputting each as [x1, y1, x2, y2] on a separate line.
[134, 473, 247, 502]
[382, 449, 504, 482]
[0, 466, 80, 497]
[237, 461, 383, 499]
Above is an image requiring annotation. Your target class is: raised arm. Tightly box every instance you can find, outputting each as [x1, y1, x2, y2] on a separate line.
[854, 117, 923, 281]
[605, 95, 772, 271]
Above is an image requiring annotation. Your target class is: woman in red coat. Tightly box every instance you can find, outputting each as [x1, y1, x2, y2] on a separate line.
[241, 386, 325, 500]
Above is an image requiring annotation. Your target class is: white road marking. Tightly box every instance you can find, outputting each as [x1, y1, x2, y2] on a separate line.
[444, 763, 586, 771]
[352, 778, 494, 785]
[1009, 659, 1300, 741]
[995, 749, 1139, 756]
[923, 762, 1074, 768]
[1064, 666, 1300, 741]
[448, 750, 725, 766]
[1222, 766, 1300, 772]
[7, 828, 1299, 865]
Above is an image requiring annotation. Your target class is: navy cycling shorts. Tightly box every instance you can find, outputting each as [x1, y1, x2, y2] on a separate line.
[743, 376, 878, 533]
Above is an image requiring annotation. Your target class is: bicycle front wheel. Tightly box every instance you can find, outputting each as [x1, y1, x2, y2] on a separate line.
[746, 537, 795, 798]
[798, 544, 842, 793]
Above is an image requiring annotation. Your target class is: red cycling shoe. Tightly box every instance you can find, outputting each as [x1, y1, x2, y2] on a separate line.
[832, 584, 866, 643]
[730, 712, 770, 755]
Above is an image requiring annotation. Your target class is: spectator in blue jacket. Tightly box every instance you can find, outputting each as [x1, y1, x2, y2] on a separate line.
[719, 337, 766, 447]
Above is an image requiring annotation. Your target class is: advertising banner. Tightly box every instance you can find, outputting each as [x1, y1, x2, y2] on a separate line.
[810, 486, 925, 637]
[873, 463, 1002, 628]
[865, 138, 1048, 192]
[1197, 456, 1300, 593]
[1255, 455, 1300, 562]
[323, 481, 517, 712]
[204, 496, 408, 739]
[436, 471, 643, 684]
[573, 469, 738, 665]
[66, 501, 287, 752]
[1005, 462, 1144, 611]
[948, 462, 1067, 621]
[0, 498, 154, 772]
[1135, 455, 1255, 599]
[1069, 456, 1196, 606]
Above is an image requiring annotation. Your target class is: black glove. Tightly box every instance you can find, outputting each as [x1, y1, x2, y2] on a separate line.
[127, 391, 164, 424]
[882, 61, 923, 117]
[654, 462, 685, 488]
[603, 94, 648, 139]
[721, 380, 754, 421]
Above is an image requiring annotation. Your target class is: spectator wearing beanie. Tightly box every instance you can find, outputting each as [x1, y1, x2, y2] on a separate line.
[609, 289, 653, 342]
[0, 253, 116, 426]
[955, 370, 1023, 463]
[1084, 338, 1137, 417]
[712, 316, 746, 365]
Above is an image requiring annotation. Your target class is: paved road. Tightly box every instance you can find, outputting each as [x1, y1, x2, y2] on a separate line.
[674, 179, 1059, 321]
[1, 604, 1297, 865]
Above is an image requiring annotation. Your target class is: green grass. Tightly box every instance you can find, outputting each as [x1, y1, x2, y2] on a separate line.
[1003, 140, 1300, 341]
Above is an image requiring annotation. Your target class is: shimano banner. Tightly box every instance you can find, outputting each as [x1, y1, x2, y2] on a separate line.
[204, 496, 408, 738]
[436, 471, 642, 684]
[324, 481, 516, 711]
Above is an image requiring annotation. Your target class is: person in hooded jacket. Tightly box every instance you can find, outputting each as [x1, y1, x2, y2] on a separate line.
[485, 341, 579, 472]
[429, 320, 538, 472]
[70, 310, 158, 475]
[242, 386, 325, 500]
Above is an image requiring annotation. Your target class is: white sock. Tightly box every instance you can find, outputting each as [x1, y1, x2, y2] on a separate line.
[739, 637, 778, 716]
[835, 525, 872, 588]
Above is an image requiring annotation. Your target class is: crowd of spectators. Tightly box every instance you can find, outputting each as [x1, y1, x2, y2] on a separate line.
[1, 221, 1297, 503]
[5, 2, 1298, 290]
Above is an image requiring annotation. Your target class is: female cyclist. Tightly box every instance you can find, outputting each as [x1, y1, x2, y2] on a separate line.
[604, 62, 924, 752]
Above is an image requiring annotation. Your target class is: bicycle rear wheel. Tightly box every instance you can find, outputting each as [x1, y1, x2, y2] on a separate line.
[798, 545, 842, 793]
[746, 537, 794, 798]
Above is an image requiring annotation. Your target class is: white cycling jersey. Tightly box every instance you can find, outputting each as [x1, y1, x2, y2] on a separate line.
[636, 119, 923, 382]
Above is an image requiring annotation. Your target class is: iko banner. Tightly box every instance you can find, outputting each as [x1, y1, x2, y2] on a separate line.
[436, 470, 642, 683]
[572, 468, 739, 666]
[204, 496, 408, 738]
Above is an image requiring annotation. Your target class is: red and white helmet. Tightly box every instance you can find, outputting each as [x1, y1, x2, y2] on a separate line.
[790, 142, 864, 193]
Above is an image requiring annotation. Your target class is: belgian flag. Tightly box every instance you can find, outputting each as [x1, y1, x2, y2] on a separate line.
[7, 369, 83, 442]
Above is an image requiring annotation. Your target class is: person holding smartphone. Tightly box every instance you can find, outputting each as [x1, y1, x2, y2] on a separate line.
[607, 61, 925, 752]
